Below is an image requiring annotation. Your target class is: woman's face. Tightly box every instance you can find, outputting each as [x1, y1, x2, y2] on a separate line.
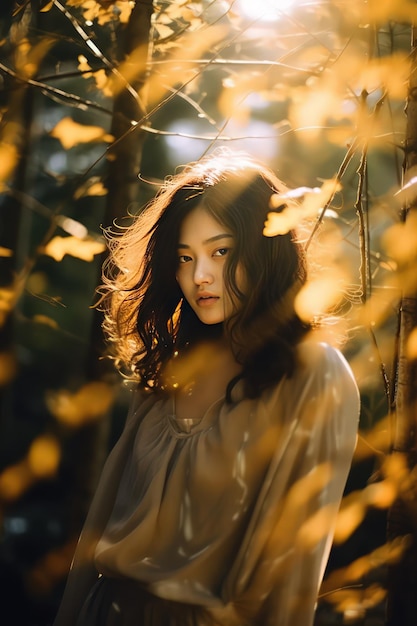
[176, 206, 242, 325]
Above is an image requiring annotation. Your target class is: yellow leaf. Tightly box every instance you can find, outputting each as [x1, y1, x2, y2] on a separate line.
[50, 117, 114, 149]
[28, 436, 61, 478]
[406, 327, 417, 360]
[146, 25, 228, 108]
[359, 54, 410, 99]
[263, 201, 301, 236]
[116, 1, 134, 24]
[290, 84, 342, 132]
[0, 143, 18, 189]
[297, 503, 339, 549]
[364, 480, 397, 509]
[74, 178, 108, 199]
[264, 179, 341, 236]
[109, 44, 150, 98]
[294, 274, 345, 322]
[16, 37, 55, 78]
[154, 23, 175, 40]
[94, 68, 113, 97]
[0, 247, 13, 257]
[0, 288, 15, 326]
[42, 236, 105, 262]
[78, 54, 92, 74]
[40, 0, 54, 11]
[0, 351, 17, 386]
[46, 381, 115, 426]
[334, 500, 366, 544]
[0, 461, 31, 501]
[367, 0, 417, 24]
[32, 315, 59, 329]
[382, 211, 417, 265]
[218, 73, 267, 124]
[301, 179, 341, 214]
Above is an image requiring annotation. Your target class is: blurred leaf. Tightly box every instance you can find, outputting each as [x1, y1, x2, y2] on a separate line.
[406, 327, 417, 359]
[354, 418, 391, 461]
[367, 0, 417, 23]
[146, 24, 228, 108]
[263, 200, 303, 236]
[321, 537, 410, 597]
[27, 539, 78, 596]
[154, 23, 175, 40]
[0, 142, 19, 190]
[50, 117, 114, 149]
[0, 436, 61, 502]
[46, 381, 115, 426]
[28, 435, 61, 478]
[218, 73, 267, 124]
[0, 351, 17, 386]
[40, 1, 54, 12]
[93, 68, 114, 97]
[67, 0, 133, 25]
[290, 83, 345, 132]
[15, 36, 56, 78]
[74, 178, 108, 199]
[294, 273, 347, 322]
[0, 460, 31, 501]
[334, 499, 365, 544]
[297, 503, 339, 550]
[78, 53, 93, 75]
[41, 235, 106, 262]
[0, 247, 13, 257]
[321, 584, 386, 619]
[360, 53, 410, 99]
[264, 179, 341, 236]
[382, 211, 417, 265]
[0, 288, 15, 326]
[32, 314, 59, 329]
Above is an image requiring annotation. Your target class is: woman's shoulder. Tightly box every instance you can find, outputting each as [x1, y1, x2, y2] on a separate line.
[261, 340, 358, 408]
[296, 339, 354, 377]
[258, 340, 359, 437]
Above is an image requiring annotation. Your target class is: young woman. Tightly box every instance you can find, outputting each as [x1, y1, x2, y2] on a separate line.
[53, 152, 359, 626]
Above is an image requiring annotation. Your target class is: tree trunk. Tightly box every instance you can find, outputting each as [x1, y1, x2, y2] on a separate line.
[87, 0, 154, 378]
[70, 0, 155, 532]
[386, 23, 417, 626]
[0, 3, 35, 425]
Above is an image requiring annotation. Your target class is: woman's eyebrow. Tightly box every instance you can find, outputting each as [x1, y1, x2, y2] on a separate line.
[177, 233, 233, 248]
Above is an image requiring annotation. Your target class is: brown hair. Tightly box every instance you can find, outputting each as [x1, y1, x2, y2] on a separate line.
[98, 151, 310, 399]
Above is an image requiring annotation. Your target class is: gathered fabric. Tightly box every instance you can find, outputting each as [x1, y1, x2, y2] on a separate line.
[54, 341, 360, 626]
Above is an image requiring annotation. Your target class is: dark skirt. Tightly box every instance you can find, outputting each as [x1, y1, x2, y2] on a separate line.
[75, 576, 221, 626]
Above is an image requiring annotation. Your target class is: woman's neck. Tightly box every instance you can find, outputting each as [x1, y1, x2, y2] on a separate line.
[164, 340, 241, 420]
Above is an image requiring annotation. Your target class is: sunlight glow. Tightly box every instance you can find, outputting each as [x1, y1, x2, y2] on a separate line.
[236, 0, 298, 22]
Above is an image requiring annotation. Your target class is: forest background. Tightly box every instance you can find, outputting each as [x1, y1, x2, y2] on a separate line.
[1, 0, 417, 625]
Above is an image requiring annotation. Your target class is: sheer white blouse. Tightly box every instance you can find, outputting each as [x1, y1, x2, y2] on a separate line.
[53, 341, 359, 626]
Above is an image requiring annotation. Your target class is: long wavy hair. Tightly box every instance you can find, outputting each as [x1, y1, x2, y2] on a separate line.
[98, 151, 311, 399]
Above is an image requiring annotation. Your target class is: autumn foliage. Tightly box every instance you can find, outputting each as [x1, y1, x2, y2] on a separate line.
[0, 1, 416, 624]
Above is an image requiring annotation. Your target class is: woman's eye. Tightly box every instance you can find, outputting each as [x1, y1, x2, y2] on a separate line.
[178, 254, 192, 264]
[213, 247, 229, 257]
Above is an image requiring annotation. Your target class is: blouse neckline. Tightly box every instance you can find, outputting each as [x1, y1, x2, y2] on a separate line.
[165, 394, 226, 437]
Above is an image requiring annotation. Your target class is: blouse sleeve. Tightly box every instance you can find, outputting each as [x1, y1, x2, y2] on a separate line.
[53, 389, 151, 626]
[226, 342, 360, 626]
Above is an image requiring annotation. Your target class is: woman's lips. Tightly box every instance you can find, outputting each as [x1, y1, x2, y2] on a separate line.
[196, 295, 219, 307]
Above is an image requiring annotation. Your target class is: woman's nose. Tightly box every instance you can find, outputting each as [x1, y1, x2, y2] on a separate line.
[194, 260, 214, 285]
